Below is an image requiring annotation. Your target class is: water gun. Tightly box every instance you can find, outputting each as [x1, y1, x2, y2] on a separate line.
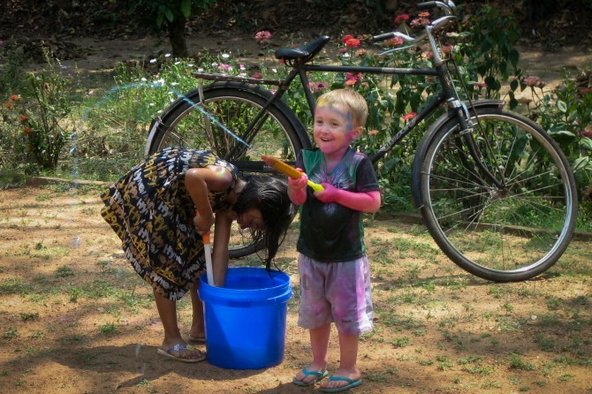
[261, 155, 324, 192]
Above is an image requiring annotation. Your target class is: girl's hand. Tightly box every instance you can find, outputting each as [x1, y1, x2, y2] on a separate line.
[287, 168, 308, 191]
[194, 210, 215, 235]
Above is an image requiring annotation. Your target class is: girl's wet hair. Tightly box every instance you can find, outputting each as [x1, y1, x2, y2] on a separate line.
[232, 174, 294, 269]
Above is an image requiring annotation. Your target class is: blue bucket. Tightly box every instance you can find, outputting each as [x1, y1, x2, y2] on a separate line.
[199, 267, 292, 369]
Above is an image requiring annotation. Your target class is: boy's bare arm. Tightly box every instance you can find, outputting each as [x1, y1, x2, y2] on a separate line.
[315, 183, 381, 213]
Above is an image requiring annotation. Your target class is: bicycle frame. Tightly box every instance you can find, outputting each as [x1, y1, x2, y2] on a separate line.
[193, 13, 469, 167]
[194, 59, 458, 166]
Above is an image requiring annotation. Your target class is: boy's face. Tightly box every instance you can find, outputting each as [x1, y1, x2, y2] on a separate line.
[313, 103, 361, 157]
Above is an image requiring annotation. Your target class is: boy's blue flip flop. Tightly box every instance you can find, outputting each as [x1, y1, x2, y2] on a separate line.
[319, 375, 362, 392]
[292, 368, 329, 386]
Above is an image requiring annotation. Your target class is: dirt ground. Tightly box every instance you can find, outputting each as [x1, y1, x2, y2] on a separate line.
[0, 178, 591, 394]
[1, 29, 592, 393]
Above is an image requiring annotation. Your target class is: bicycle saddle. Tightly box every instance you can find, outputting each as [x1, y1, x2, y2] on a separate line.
[275, 35, 330, 61]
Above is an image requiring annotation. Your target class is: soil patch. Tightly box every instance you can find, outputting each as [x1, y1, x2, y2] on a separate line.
[0, 184, 590, 393]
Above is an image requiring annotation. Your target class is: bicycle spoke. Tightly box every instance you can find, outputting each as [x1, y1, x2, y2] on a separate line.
[419, 109, 577, 281]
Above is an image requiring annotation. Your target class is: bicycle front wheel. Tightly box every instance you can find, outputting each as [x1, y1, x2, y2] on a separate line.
[146, 81, 309, 258]
[417, 107, 578, 282]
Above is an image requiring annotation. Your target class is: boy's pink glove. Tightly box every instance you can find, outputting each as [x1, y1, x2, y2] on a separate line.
[314, 183, 341, 203]
[287, 168, 308, 191]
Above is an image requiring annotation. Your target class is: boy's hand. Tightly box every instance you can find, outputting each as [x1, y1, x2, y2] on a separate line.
[314, 183, 341, 203]
[287, 168, 308, 191]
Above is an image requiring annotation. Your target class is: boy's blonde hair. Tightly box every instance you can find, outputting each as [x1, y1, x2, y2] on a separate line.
[316, 88, 368, 128]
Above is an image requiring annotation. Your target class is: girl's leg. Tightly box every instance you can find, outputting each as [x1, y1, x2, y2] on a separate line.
[189, 280, 205, 340]
[153, 288, 205, 361]
[153, 288, 184, 347]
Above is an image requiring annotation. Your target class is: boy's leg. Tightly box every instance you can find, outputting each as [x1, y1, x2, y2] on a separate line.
[294, 255, 332, 385]
[293, 323, 331, 384]
[320, 331, 361, 389]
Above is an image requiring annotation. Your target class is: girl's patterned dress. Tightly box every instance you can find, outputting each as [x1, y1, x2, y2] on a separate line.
[100, 148, 238, 300]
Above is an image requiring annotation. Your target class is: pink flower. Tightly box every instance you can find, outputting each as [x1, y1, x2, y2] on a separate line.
[309, 81, 328, 93]
[385, 37, 404, 47]
[367, 129, 379, 136]
[251, 71, 263, 80]
[411, 11, 431, 28]
[394, 13, 410, 25]
[255, 30, 272, 43]
[401, 112, 417, 122]
[523, 75, 544, 88]
[581, 126, 592, 138]
[345, 72, 362, 86]
[218, 63, 232, 72]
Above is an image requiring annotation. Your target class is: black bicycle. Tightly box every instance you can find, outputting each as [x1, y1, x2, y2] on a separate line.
[144, 0, 578, 282]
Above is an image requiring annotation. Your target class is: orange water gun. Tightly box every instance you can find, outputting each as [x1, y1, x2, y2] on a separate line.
[261, 155, 324, 192]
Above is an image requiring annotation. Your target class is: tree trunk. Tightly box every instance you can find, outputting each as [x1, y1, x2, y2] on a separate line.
[168, 14, 188, 58]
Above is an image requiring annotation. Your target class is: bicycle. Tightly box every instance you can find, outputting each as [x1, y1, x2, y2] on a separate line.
[144, 0, 578, 282]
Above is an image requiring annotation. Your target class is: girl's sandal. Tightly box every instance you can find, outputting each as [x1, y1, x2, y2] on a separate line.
[156, 343, 206, 363]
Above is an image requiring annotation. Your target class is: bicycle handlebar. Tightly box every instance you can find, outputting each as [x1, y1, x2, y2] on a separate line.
[372, 0, 457, 44]
[417, 0, 455, 15]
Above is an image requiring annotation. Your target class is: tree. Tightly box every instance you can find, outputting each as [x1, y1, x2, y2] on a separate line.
[131, 0, 216, 58]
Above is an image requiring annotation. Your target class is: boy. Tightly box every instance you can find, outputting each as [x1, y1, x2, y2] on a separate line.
[289, 89, 381, 392]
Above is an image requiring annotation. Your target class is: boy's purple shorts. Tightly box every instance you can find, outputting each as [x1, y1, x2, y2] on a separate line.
[297, 254, 374, 336]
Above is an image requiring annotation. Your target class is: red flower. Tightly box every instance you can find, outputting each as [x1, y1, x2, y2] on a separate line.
[581, 126, 592, 138]
[342, 34, 354, 44]
[394, 13, 410, 25]
[401, 112, 417, 122]
[344, 37, 361, 48]
[19, 114, 28, 123]
[23, 127, 33, 135]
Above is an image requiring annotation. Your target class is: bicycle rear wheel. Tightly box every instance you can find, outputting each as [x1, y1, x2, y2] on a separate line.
[416, 107, 578, 282]
[146, 81, 309, 258]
